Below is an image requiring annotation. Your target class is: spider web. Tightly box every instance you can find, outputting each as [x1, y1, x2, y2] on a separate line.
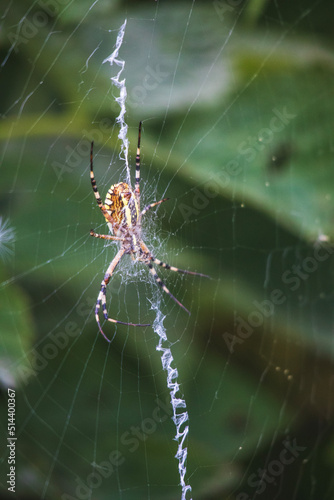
[1, 1, 334, 500]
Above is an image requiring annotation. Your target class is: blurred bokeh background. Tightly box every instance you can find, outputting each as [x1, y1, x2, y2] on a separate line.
[1, 0, 334, 498]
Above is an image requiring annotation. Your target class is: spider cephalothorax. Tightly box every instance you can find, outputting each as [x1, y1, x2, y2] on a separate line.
[90, 121, 208, 342]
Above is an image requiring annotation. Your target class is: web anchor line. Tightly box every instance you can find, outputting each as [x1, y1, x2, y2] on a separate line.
[153, 305, 192, 500]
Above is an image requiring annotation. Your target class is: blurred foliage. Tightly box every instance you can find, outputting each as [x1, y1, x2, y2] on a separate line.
[1, 0, 334, 499]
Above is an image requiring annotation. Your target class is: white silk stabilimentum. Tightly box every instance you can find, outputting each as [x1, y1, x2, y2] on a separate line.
[103, 19, 192, 500]
[103, 19, 130, 182]
[152, 301, 192, 500]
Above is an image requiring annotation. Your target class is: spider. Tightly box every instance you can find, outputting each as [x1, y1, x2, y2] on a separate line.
[90, 121, 208, 342]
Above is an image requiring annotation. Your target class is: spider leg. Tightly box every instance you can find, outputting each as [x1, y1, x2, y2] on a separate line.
[90, 142, 113, 224]
[147, 263, 191, 315]
[134, 121, 142, 197]
[140, 241, 209, 312]
[90, 230, 123, 241]
[152, 257, 210, 278]
[95, 248, 150, 342]
[141, 198, 169, 217]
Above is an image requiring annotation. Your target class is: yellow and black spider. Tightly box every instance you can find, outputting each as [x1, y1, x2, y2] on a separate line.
[90, 121, 208, 342]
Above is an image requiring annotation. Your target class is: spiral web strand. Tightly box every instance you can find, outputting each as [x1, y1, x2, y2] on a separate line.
[103, 19, 192, 499]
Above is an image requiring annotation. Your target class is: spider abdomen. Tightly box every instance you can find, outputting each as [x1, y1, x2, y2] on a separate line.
[104, 182, 139, 231]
